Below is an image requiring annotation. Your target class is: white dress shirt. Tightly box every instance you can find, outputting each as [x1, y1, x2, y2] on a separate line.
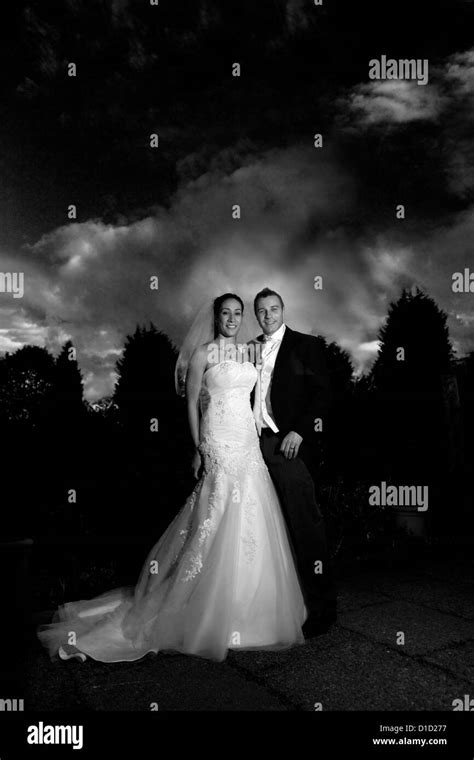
[253, 323, 286, 435]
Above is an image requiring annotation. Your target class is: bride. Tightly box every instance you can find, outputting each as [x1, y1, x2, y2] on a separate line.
[37, 293, 307, 663]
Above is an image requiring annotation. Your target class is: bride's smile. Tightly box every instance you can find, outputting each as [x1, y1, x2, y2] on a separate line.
[215, 298, 243, 339]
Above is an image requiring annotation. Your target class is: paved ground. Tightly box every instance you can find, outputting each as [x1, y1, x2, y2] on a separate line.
[20, 547, 474, 711]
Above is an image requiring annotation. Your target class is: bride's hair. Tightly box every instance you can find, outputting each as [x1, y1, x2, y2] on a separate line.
[213, 293, 244, 338]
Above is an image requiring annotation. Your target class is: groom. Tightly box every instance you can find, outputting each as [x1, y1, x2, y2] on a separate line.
[252, 287, 337, 638]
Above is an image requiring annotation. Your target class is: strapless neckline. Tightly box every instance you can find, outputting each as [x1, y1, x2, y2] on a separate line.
[203, 360, 255, 378]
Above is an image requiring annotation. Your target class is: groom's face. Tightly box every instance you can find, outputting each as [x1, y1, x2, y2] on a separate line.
[255, 295, 284, 336]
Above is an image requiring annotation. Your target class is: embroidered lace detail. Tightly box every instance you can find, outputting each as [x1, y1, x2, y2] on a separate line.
[241, 491, 258, 563]
[178, 488, 197, 539]
[181, 553, 203, 582]
[199, 440, 266, 477]
[165, 487, 199, 578]
[179, 470, 226, 582]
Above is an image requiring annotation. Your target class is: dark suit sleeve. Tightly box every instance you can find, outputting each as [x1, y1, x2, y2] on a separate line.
[292, 336, 332, 442]
[248, 339, 261, 408]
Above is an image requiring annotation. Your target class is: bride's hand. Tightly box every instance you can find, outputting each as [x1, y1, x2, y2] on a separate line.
[191, 449, 202, 479]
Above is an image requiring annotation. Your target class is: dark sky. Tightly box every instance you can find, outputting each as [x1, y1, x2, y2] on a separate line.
[1, 0, 474, 399]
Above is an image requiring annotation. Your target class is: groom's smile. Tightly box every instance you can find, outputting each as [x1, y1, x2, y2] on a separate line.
[255, 294, 284, 336]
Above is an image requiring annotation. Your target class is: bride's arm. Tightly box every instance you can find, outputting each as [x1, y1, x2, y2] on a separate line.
[185, 346, 207, 476]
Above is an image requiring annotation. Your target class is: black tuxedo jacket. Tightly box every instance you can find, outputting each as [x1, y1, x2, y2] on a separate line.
[251, 326, 331, 449]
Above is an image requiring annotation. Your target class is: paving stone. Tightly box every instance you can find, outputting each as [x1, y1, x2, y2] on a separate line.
[336, 582, 390, 613]
[338, 600, 474, 656]
[227, 625, 345, 675]
[73, 652, 288, 711]
[423, 639, 474, 685]
[256, 633, 467, 711]
[24, 651, 89, 711]
[371, 577, 474, 620]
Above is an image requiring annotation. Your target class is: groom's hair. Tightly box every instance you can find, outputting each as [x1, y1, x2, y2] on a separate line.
[254, 288, 284, 313]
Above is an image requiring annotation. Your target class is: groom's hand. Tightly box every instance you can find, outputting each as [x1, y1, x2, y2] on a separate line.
[280, 431, 303, 460]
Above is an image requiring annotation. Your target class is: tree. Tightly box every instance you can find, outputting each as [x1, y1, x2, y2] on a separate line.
[55, 341, 85, 407]
[0, 346, 56, 427]
[113, 323, 191, 519]
[318, 338, 355, 479]
[370, 287, 455, 481]
[0, 346, 58, 537]
[371, 287, 454, 391]
[114, 323, 181, 438]
[323, 339, 354, 396]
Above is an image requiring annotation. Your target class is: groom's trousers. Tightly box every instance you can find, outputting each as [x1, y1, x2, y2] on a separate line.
[259, 428, 337, 618]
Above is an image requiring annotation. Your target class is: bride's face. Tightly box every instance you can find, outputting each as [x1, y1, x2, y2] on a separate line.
[216, 298, 243, 339]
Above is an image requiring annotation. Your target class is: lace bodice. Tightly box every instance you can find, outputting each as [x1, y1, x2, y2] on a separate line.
[201, 360, 256, 414]
[199, 360, 263, 475]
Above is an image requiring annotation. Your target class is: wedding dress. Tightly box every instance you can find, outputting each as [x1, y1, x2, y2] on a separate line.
[37, 360, 307, 663]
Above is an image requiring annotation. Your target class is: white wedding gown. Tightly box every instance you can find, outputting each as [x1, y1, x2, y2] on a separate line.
[37, 360, 307, 663]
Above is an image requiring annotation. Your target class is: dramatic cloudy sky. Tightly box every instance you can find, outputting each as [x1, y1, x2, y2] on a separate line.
[1, 0, 474, 400]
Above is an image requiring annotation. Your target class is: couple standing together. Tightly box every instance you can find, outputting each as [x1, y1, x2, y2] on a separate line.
[38, 288, 337, 663]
